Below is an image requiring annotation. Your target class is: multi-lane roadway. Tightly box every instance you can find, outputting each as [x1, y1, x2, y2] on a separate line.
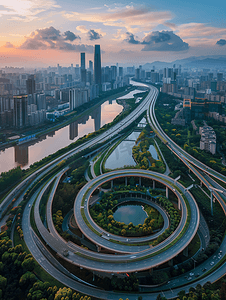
[3, 82, 226, 299]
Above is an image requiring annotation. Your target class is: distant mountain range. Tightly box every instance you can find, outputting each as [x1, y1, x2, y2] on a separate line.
[142, 55, 226, 70]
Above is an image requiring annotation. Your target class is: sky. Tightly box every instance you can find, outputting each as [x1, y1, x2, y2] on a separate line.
[0, 0, 226, 67]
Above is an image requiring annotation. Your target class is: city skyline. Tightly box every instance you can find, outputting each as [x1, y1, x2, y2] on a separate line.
[0, 0, 226, 67]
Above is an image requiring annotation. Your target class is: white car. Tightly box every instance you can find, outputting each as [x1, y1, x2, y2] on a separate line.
[210, 261, 214, 266]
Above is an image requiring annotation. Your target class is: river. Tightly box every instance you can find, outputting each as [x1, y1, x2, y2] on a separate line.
[0, 99, 123, 173]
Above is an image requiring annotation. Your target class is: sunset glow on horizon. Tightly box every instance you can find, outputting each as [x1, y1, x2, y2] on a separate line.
[0, 0, 226, 67]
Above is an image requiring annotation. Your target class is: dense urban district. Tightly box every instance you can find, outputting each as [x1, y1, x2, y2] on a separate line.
[0, 45, 226, 300]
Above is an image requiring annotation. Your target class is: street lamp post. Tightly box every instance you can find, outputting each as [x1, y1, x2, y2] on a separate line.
[191, 257, 196, 270]
[209, 186, 223, 216]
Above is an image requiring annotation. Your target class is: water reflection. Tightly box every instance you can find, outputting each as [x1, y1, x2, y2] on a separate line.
[105, 131, 141, 170]
[149, 145, 159, 160]
[15, 144, 28, 167]
[69, 106, 101, 141]
[113, 204, 148, 226]
[0, 100, 122, 173]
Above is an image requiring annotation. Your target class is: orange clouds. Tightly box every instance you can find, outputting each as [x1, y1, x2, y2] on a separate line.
[63, 5, 172, 31]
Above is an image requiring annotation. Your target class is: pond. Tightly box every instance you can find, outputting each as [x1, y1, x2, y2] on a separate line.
[113, 203, 148, 226]
[104, 131, 142, 170]
[105, 141, 136, 169]
[149, 145, 159, 160]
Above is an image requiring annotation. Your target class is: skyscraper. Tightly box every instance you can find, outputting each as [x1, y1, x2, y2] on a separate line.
[13, 95, 28, 128]
[80, 53, 86, 85]
[217, 73, 223, 82]
[94, 45, 102, 85]
[89, 60, 93, 74]
[26, 75, 35, 95]
[119, 67, 123, 77]
[81, 53, 85, 70]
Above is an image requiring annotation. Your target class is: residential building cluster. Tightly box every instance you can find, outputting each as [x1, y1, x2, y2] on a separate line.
[172, 98, 223, 126]
[199, 125, 216, 155]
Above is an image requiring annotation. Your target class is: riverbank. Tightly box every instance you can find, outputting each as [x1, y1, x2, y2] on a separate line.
[0, 86, 135, 151]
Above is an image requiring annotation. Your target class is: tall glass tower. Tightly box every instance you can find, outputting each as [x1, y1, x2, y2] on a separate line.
[94, 45, 101, 85]
[81, 53, 85, 70]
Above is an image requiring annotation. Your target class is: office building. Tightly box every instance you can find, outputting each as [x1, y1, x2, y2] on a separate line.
[89, 61, 93, 74]
[81, 53, 85, 70]
[94, 45, 102, 85]
[81, 69, 87, 86]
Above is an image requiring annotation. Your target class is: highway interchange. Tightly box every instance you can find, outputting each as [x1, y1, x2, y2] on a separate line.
[2, 82, 226, 299]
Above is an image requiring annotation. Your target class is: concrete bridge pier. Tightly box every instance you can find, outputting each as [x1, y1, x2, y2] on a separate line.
[149, 268, 153, 275]
[210, 192, 214, 216]
[125, 177, 127, 186]
[178, 198, 181, 210]
[111, 180, 113, 189]
[139, 177, 141, 186]
[97, 245, 101, 252]
[168, 259, 173, 267]
[200, 181, 202, 187]
[183, 246, 189, 257]
[153, 180, 155, 189]
[166, 187, 169, 199]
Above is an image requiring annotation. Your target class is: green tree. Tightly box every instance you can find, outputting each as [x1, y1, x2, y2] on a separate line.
[22, 257, 35, 271]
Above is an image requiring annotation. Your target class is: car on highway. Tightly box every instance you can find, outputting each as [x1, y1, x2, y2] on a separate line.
[202, 268, 207, 272]
[210, 261, 214, 266]
[187, 277, 192, 280]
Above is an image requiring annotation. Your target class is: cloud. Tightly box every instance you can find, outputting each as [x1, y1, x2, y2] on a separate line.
[76, 25, 89, 33]
[178, 23, 226, 39]
[0, 0, 61, 22]
[123, 30, 189, 51]
[4, 42, 14, 48]
[141, 31, 189, 51]
[124, 32, 140, 44]
[87, 29, 102, 40]
[19, 26, 93, 52]
[216, 39, 226, 46]
[63, 5, 172, 31]
[64, 30, 80, 41]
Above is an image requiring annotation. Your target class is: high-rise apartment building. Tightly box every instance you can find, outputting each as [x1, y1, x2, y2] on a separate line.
[26, 75, 35, 95]
[111, 66, 117, 81]
[13, 95, 28, 128]
[119, 67, 123, 77]
[94, 45, 102, 85]
[217, 73, 223, 82]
